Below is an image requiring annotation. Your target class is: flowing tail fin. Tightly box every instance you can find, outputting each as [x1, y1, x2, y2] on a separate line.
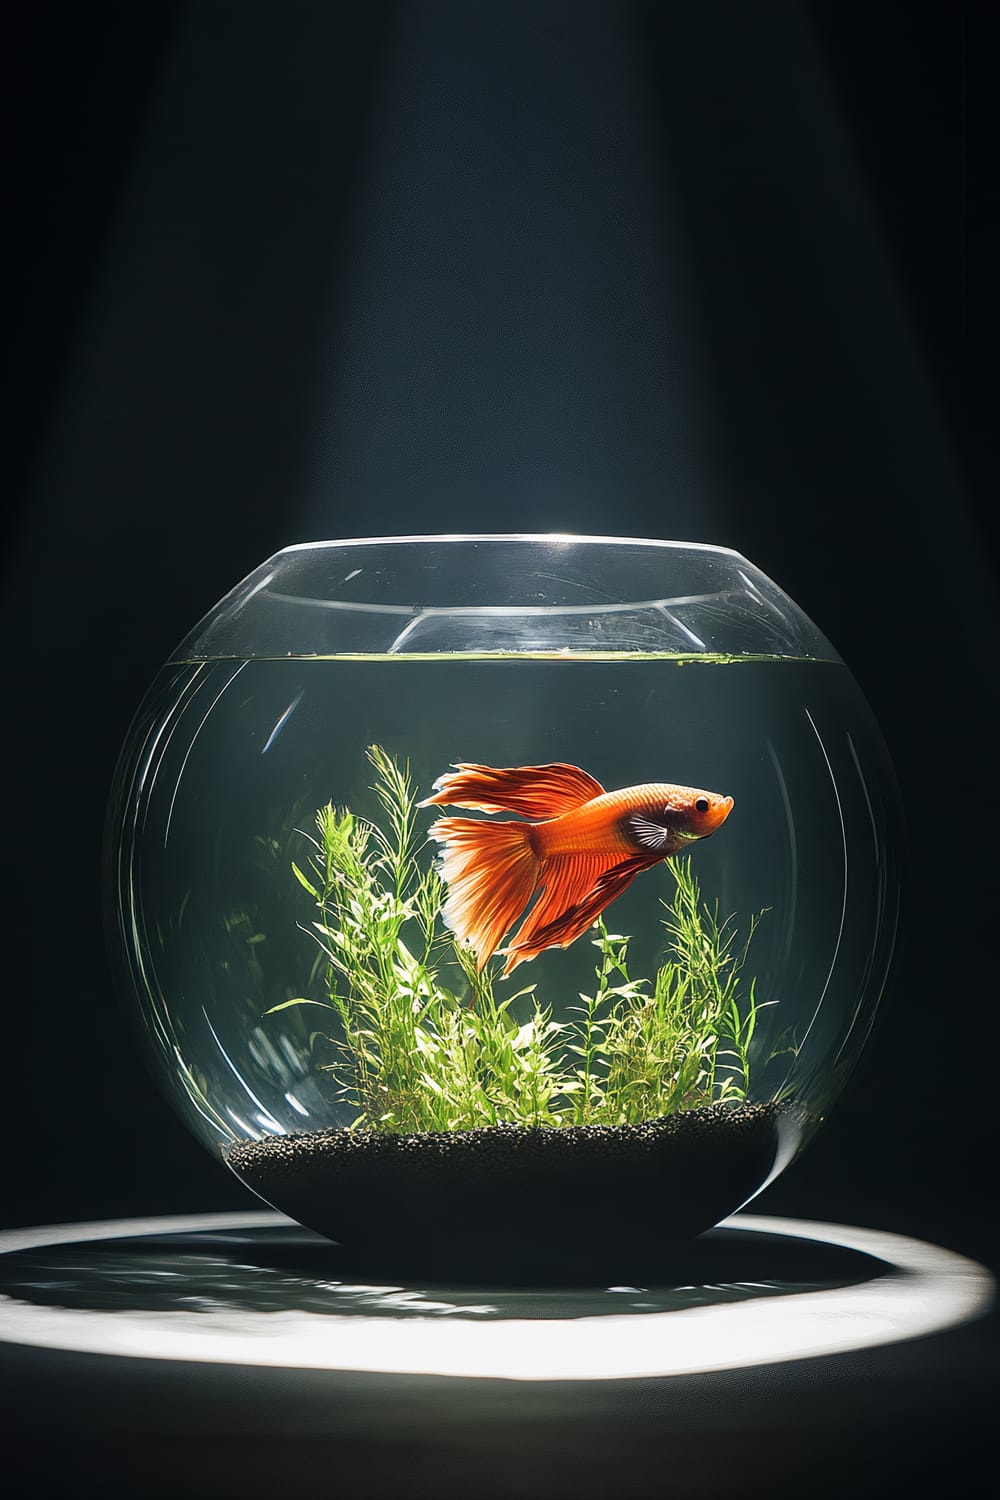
[428, 816, 540, 970]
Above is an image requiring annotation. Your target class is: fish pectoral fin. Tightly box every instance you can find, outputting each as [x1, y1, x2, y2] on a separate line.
[501, 852, 660, 974]
[627, 814, 671, 852]
[418, 761, 605, 818]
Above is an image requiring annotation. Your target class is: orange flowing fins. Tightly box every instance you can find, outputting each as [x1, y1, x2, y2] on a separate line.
[502, 852, 663, 974]
[418, 761, 605, 819]
[427, 816, 540, 970]
[501, 852, 621, 960]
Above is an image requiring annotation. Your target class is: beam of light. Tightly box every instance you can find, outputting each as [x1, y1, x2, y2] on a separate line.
[300, 4, 713, 536]
[0, 1212, 991, 1381]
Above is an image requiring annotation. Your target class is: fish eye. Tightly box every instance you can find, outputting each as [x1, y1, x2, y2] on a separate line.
[695, 796, 709, 814]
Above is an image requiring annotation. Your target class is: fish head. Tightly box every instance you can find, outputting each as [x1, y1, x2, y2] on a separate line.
[678, 787, 735, 838]
[626, 786, 734, 854]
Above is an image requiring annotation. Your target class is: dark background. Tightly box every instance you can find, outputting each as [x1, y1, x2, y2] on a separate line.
[3, 0, 998, 1273]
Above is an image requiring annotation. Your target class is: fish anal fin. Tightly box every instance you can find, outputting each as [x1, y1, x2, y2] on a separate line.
[418, 762, 605, 819]
[505, 853, 618, 954]
[502, 852, 662, 974]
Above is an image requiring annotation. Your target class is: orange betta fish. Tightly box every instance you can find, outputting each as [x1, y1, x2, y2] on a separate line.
[419, 762, 734, 975]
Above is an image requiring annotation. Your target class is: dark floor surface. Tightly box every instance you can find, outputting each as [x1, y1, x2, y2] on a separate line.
[1, 1209, 996, 1500]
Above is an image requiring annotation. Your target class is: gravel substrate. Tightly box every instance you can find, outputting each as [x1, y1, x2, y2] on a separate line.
[226, 1102, 799, 1284]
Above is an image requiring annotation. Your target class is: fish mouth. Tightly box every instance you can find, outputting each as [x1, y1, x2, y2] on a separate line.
[708, 795, 735, 832]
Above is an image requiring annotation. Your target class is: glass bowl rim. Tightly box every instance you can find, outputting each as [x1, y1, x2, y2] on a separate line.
[273, 532, 745, 560]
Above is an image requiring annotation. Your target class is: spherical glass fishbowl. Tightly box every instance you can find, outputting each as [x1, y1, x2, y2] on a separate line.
[107, 535, 901, 1280]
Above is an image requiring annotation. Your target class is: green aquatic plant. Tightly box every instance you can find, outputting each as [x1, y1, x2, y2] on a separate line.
[570, 897, 765, 1125]
[268, 746, 769, 1132]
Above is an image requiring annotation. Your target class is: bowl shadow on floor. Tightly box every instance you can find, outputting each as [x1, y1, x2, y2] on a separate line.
[0, 1222, 884, 1316]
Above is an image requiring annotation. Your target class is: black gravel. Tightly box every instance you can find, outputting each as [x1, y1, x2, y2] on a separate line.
[226, 1102, 798, 1284]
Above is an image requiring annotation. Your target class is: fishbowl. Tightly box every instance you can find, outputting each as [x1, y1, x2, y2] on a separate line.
[107, 535, 901, 1280]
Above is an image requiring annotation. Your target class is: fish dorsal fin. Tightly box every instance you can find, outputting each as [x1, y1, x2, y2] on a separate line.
[419, 761, 605, 819]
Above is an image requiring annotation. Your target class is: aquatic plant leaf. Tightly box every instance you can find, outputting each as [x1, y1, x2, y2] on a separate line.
[291, 862, 319, 898]
[264, 997, 337, 1014]
[496, 1006, 519, 1036]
